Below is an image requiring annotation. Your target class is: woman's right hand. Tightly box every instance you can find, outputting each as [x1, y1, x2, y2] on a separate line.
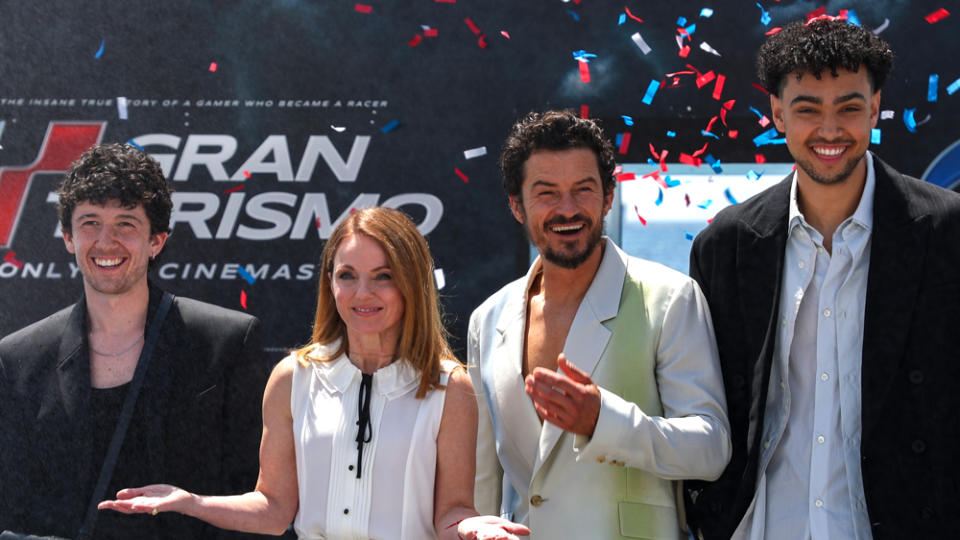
[456, 515, 531, 540]
[97, 484, 193, 515]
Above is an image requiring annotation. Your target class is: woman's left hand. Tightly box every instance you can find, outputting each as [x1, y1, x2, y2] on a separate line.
[456, 515, 531, 540]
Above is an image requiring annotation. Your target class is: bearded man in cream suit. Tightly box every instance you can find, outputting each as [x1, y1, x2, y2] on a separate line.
[469, 110, 731, 539]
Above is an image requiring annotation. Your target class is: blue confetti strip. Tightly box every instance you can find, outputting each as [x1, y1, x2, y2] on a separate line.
[647, 158, 658, 166]
[746, 169, 763, 181]
[622, 115, 634, 126]
[381, 120, 400, 133]
[94, 38, 105, 59]
[237, 266, 256, 285]
[756, 3, 771, 26]
[685, 23, 696, 35]
[704, 154, 723, 173]
[724, 187, 738, 205]
[618, 13, 626, 25]
[615, 133, 623, 147]
[845, 9, 861, 26]
[700, 8, 714, 18]
[753, 127, 785, 146]
[572, 50, 597, 62]
[642, 79, 661, 105]
[655, 187, 664, 206]
[748, 106, 765, 118]
[684, 231, 695, 241]
[126, 139, 144, 151]
[928, 74, 939, 102]
[871, 128, 882, 144]
[947, 77, 960, 95]
[698, 199, 713, 209]
[677, 16, 688, 26]
[567, 10, 580, 22]
[903, 108, 917, 133]
[701, 130, 720, 139]
[666, 130, 677, 138]
[664, 175, 681, 188]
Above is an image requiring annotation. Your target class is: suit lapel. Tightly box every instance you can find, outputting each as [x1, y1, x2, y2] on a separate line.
[861, 157, 928, 437]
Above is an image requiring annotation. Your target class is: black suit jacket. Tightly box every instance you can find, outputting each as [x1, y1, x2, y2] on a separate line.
[685, 154, 960, 539]
[0, 285, 274, 540]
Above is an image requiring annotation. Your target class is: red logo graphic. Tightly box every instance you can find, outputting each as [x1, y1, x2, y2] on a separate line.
[0, 121, 106, 247]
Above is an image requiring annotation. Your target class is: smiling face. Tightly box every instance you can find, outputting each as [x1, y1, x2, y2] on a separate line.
[329, 233, 405, 346]
[509, 148, 612, 270]
[771, 67, 880, 187]
[63, 200, 167, 298]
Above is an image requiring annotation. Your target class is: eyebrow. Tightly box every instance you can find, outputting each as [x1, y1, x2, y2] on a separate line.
[74, 212, 144, 222]
[790, 92, 867, 106]
[530, 177, 599, 189]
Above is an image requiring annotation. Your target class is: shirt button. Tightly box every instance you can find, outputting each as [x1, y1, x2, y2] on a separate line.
[530, 495, 545, 507]
[344, 508, 349, 514]
[798, 260, 806, 269]
[348, 465, 354, 471]
[821, 373, 829, 381]
[817, 246, 825, 254]
[817, 435, 825, 444]
[823, 308, 831, 317]
[815, 499, 824, 508]
[780, 379, 786, 389]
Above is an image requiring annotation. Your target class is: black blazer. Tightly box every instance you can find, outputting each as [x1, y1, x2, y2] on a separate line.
[0, 285, 274, 539]
[685, 154, 960, 539]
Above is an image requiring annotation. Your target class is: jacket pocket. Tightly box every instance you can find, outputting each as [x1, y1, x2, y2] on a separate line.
[618, 501, 679, 539]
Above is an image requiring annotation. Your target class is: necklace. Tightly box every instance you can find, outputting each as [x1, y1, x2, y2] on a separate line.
[89, 334, 144, 357]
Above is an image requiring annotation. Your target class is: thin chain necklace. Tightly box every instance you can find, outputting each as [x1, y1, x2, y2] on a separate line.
[89, 333, 144, 357]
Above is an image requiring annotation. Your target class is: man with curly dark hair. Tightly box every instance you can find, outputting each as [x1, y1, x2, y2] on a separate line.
[0, 143, 274, 539]
[685, 17, 960, 539]
[469, 110, 731, 538]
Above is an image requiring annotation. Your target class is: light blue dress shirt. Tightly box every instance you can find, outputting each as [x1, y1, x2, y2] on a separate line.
[734, 153, 876, 540]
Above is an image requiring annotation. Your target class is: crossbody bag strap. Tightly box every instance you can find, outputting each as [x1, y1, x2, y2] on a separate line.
[76, 292, 175, 540]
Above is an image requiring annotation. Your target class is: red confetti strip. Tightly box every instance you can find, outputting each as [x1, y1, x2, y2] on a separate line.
[454, 168, 469, 183]
[704, 115, 719, 134]
[696, 71, 715, 88]
[678, 45, 690, 58]
[649, 143, 661, 160]
[580, 104, 589, 119]
[925, 8, 950, 23]
[642, 170, 660, 181]
[349, 207, 359, 215]
[616, 172, 636, 182]
[477, 34, 487, 48]
[679, 153, 702, 167]
[692, 142, 709, 157]
[685, 193, 691, 207]
[618, 133, 632, 154]
[208, 62, 218, 72]
[806, 6, 827, 20]
[3, 250, 24, 269]
[243, 170, 251, 179]
[224, 184, 245, 194]
[578, 60, 591, 83]
[728, 130, 738, 139]
[633, 206, 647, 225]
[316, 218, 322, 229]
[712, 74, 726, 100]
[624, 6, 644, 23]
[354, 3, 372, 13]
[765, 27, 782, 35]
[659, 150, 669, 172]
[755, 153, 767, 164]
[424, 28, 439, 37]
[240, 290, 247, 310]
[752, 83, 770, 94]
[613, 165, 623, 175]
[465, 18, 482, 35]
[722, 99, 736, 110]
[666, 69, 697, 78]
[500, 30, 510, 39]
[408, 34, 423, 46]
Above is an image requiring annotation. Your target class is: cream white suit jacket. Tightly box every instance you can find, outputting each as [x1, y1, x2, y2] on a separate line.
[468, 239, 730, 539]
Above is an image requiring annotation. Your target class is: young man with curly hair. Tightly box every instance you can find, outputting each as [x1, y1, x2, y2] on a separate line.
[685, 17, 960, 539]
[0, 143, 273, 539]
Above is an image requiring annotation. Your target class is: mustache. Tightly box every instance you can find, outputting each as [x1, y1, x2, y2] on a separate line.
[544, 215, 592, 228]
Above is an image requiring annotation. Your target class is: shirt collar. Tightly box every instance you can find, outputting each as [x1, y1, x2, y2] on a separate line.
[307, 341, 420, 398]
[787, 152, 876, 235]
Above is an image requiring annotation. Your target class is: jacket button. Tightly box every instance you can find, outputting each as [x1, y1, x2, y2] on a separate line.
[909, 370, 924, 384]
[530, 495, 545, 507]
[596, 456, 606, 463]
[912, 440, 926, 453]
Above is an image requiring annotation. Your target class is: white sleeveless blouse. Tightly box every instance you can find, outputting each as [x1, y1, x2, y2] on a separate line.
[290, 343, 454, 540]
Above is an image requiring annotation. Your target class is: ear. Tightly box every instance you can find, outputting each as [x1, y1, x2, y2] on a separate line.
[770, 93, 785, 133]
[869, 90, 881, 128]
[149, 232, 169, 258]
[602, 188, 614, 217]
[62, 229, 76, 255]
[508, 196, 525, 224]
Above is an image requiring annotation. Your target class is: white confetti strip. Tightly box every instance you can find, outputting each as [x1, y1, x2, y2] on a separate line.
[331, 125, 346, 132]
[463, 146, 487, 159]
[0, 120, 5, 149]
[631, 32, 652, 54]
[872, 18, 890, 34]
[434, 268, 446, 290]
[699, 41, 721, 56]
[880, 110, 894, 120]
[117, 97, 128, 120]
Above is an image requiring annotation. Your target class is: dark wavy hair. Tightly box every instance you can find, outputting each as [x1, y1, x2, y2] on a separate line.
[757, 18, 893, 97]
[499, 109, 616, 200]
[57, 143, 173, 237]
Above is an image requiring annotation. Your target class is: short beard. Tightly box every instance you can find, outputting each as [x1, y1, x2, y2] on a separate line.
[540, 219, 604, 269]
[796, 150, 864, 186]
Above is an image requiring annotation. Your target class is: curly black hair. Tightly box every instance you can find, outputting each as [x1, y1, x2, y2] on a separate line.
[499, 109, 616, 200]
[757, 18, 893, 97]
[57, 143, 173, 237]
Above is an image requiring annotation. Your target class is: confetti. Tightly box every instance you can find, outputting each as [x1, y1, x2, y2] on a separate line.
[477, 34, 487, 48]
[684, 23, 697, 35]
[408, 34, 423, 46]
[567, 10, 580, 21]
[434, 268, 446, 290]
[94, 38, 105, 59]
[331, 125, 346, 132]
[664, 175, 680, 187]
[465, 18, 482, 35]
[685, 193, 691, 206]
[948, 78, 960, 95]
[746, 169, 763, 181]
[616, 172, 636, 181]
[642, 79, 660, 105]
[381, 120, 400, 133]
[237, 266, 257, 285]
[454, 168, 469, 183]
[753, 127, 785, 146]
[724, 187, 738, 204]
[464, 146, 487, 159]
[696, 70, 715, 88]
[240, 290, 247, 310]
[631, 32, 652, 54]
[424, 28, 439, 37]
[354, 3, 372, 13]
[618, 13, 626, 25]
[928, 74, 939, 102]
[903, 108, 918, 132]
[578, 60, 591, 83]
[872, 18, 890, 33]
[624, 6, 644, 23]
[666, 130, 676, 138]
[700, 8, 714, 18]
[752, 83, 770, 94]
[655, 187, 664, 206]
[633, 206, 647, 225]
[677, 16, 688, 26]
[756, 3, 771, 25]
[765, 27, 782, 35]
[622, 115, 634, 126]
[697, 199, 712, 209]
[117, 96, 128, 120]
[728, 130, 738, 139]
[572, 50, 597, 62]
[699, 42, 721, 56]
[701, 130, 719, 140]
[618, 133, 632, 154]
[678, 45, 690, 58]
[871, 128, 882, 144]
[0, 120, 5, 149]
[126, 139, 143, 151]
[3, 250, 24, 269]
[224, 184, 245, 194]
[844, 9, 861, 26]
[806, 7, 826, 20]
[704, 154, 723, 173]
[925, 8, 950, 24]
[712, 74, 726, 100]
[208, 62, 218, 72]
[679, 153, 702, 166]
[684, 231, 695, 241]
[243, 170, 251, 179]
[880, 110, 895, 120]
[580, 104, 589, 118]
[755, 153, 766, 164]
[500, 30, 510, 39]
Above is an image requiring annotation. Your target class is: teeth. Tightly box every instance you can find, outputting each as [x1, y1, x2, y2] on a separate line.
[814, 146, 844, 156]
[355, 307, 380, 313]
[94, 257, 123, 268]
[551, 224, 583, 232]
